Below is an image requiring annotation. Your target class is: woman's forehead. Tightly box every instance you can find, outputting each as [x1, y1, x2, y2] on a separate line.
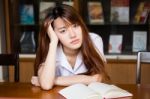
[53, 17, 74, 27]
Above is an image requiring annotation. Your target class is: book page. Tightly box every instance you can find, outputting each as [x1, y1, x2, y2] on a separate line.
[59, 83, 101, 99]
[88, 82, 132, 98]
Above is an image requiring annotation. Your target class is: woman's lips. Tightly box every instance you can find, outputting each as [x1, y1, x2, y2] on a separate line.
[70, 39, 80, 44]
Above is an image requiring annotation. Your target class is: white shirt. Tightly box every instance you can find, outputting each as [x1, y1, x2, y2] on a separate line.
[55, 33, 105, 77]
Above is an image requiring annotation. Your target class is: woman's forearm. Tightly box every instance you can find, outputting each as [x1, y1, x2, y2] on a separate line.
[31, 74, 102, 88]
[54, 74, 101, 86]
[38, 42, 57, 90]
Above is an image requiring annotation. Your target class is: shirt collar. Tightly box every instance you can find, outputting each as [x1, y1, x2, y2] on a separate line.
[56, 45, 73, 72]
[56, 44, 83, 72]
[74, 51, 83, 72]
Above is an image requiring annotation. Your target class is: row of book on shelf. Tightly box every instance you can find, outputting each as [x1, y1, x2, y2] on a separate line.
[19, 0, 150, 25]
[19, 30, 147, 53]
[109, 31, 147, 53]
[19, 1, 73, 25]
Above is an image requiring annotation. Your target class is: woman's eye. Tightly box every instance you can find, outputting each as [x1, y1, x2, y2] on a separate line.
[73, 24, 78, 28]
[59, 29, 66, 33]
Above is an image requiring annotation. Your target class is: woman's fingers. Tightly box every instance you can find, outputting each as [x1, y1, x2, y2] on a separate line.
[31, 76, 40, 86]
[47, 21, 59, 43]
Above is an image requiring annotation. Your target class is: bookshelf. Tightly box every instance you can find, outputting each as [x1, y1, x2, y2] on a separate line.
[7, 0, 149, 55]
[80, 0, 150, 55]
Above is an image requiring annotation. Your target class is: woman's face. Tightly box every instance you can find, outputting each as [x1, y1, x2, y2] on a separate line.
[53, 17, 83, 51]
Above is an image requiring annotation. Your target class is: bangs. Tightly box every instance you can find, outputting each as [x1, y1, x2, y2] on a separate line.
[45, 4, 82, 28]
[62, 17, 79, 27]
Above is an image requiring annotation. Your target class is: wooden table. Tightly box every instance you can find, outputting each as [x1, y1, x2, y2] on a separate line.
[0, 83, 150, 99]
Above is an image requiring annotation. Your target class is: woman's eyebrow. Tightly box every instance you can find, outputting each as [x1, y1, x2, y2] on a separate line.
[55, 23, 72, 30]
[57, 26, 66, 30]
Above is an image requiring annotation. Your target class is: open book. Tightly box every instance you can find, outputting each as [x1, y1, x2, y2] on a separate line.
[59, 82, 132, 99]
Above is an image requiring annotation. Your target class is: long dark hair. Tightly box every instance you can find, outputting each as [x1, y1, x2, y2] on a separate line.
[34, 4, 110, 82]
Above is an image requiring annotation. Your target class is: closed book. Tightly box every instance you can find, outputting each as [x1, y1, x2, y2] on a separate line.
[19, 4, 34, 25]
[132, 31, 147, 52]
[108, 34, 123, 53]
[39, 2, 56, 24]
[87, 1, 104, 24]
[133, 2, 150, 24]
[111, 0, 129, 24]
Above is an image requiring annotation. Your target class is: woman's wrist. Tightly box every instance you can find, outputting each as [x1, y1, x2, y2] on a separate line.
[49, 40, 58, 47]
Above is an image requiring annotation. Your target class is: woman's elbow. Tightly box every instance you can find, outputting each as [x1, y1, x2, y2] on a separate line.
[40, 82, 54, 90]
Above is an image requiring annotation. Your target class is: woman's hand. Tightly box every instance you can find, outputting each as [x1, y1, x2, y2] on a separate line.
[92, 74, 103, 82]
[31, 76, 40, 87]
[47, 21, 58, 43]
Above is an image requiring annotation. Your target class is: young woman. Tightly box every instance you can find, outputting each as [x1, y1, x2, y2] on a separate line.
[31, 4, 110, 90]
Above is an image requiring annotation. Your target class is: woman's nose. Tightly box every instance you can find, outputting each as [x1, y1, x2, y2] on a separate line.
[69, 28, 76, 38]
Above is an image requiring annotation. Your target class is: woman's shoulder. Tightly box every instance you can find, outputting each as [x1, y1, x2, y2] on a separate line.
[89, 32, 102, 41]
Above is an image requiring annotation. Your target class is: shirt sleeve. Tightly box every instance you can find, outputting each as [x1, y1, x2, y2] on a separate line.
[90, 33, 106, 62]
[55, 66, 61, 77]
